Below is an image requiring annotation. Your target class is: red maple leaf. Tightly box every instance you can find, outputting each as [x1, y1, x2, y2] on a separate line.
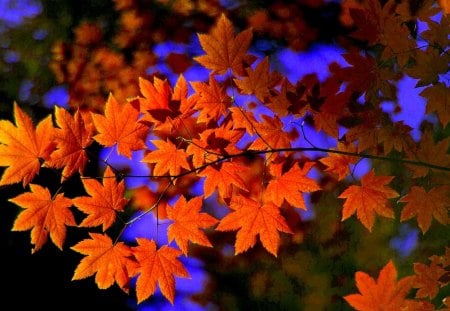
[339, 170, 399, 231]
[216, 194, 293, 256]
[9, 184, 76, 253]
[344, 260, 416, 311]
[194, 13, 253, 76]
[0, 102, 55, 186]
[166, 196, 218, 255]
[132, 238, 189, 304]
[72, 166, 129, 231]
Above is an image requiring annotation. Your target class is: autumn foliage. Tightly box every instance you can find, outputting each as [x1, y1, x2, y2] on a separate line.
[1, 0, 449, 309]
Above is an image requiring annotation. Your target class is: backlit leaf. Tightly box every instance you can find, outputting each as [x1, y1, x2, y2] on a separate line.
[10, 184, 75, 253]
[0, 103, 54, 186]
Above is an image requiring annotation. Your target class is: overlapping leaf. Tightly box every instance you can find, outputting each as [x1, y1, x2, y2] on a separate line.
[46, 106, 94, 180]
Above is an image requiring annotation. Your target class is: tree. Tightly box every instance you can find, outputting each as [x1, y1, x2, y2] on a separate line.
[0, 0, 449, 310]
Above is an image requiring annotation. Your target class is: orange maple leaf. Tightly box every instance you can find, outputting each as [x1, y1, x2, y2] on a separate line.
[166, 196, 218, 255]
[142, 139, 190, 177]
[266, 162, 321, 209]
[399, 186, 450, 233]
[413, 262, 447, 299]
[46, 106, 93, 180]
[234, 57, 281, 102]
[344, 260, 415, 311]
[9, 184, 75, 253]
[319, 142, 358, 181]
[136, 75, 196, 135]
[132, 238, 189, 304]
[71, 233, 137, 293]
[191, 75, 232, 123]
[229, 106, 258, 135]
[138, 76, 171, 115]
[339, 170, 399, 231]
[186, 122, 244, 167]
[91, 93, 149, 158]
[194, 13, 253, 76]
[248, 114, 293, 151]
[0, 102, 54, 186]
[216, 194, 293, 256]
[72, 166, 129, 231]
[198, 162, 249, 199]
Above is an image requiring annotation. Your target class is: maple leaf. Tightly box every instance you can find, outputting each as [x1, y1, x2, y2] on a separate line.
[407, 49, 450, 87]
[337, 51, 378, 93]
[132, 238, 189, 304]
[137, 75, 196, 136]
[399, 186, 449, 233]
[217, 194, 293, 256]
[378, 121, 415, 155]
[413, 262, 447, 299]
[248, 115, 293, 151]
[194, 13, 253, 76]
[166, 196, 218, 255]
[91, 93, 149, 158]
[191, 75, 232, 123]
[266, 162, 321, 209]
[421, 83, 450, 127]
[198, 162, 249, 199]
[229, 106, 258, 135]
[46, 106, 93, 180]
[142, 139, 190, 177]
[0, 102, 54, 186]
[339, 170, 399, 231]
[344, 260, 415, 311]
[71, 233, 137, 293]
[234, 57, 281, 102]
[186, 121, 244, 166]
[137, 76, 171, 115]
[72, 166, 129, 231]
[319, 142, 358, 181]
[9, 184, 75, 253]
[405, 130, 450, 178]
